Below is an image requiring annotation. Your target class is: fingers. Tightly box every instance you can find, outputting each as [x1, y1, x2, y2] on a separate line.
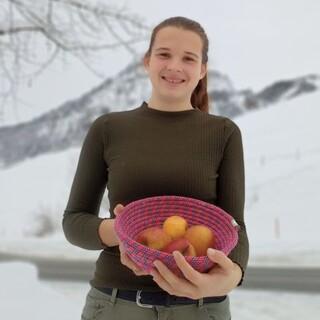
[207, 248, 234, 272]
[151, 259, 197, 298]
[172, 251, 202, 285]
[119, 242, 149, 276]
[114, 203, 125, 216]
[150, 267, 176, 296]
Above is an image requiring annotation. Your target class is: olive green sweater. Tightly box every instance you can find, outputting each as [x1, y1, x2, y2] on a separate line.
[62, 101, 249, 291]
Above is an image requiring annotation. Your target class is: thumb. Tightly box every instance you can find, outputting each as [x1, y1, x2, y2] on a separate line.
[207, 248, 233, 271]
[114, 203, 125, 216]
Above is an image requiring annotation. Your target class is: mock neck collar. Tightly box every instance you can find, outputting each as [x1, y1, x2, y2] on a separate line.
[139, 101, 200, 117]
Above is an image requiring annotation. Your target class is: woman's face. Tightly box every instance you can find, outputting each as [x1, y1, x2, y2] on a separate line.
[143, 26, 207, 106]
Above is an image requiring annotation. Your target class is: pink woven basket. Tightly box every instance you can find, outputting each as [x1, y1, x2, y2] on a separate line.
[114, 195, 239, 278]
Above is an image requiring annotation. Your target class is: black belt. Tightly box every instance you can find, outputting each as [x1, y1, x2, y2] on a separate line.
[95, 286, 227, 307]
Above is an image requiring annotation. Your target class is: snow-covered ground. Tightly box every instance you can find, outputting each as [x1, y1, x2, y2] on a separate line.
[1, 261, 319, 320]
[1, 91, 320, 267]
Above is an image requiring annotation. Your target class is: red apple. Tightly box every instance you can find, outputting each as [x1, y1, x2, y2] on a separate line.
[135, 226, 172, 251]
[183, 243, 197, 257]
[162, 238, 190, 254]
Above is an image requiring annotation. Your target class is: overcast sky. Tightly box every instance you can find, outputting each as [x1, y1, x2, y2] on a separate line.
[129, 0, 320, 90]
[5, 0, 320, 124]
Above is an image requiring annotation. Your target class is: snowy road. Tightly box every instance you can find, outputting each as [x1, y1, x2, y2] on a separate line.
[1, 251, 320, 293]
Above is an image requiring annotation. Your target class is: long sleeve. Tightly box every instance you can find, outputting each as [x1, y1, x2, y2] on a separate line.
[62, 115, 109, 250]
[216, 118, 249, 286]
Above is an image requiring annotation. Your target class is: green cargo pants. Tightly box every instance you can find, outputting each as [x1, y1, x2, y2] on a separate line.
[81, 286, 231, 320]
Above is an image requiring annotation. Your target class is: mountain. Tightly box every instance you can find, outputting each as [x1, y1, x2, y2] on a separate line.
[0, 58, 319, 169]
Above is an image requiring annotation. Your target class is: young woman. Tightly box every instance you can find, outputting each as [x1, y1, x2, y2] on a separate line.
[63, 16, 249, 320]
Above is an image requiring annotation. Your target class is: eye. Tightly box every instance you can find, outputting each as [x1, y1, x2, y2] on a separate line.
[184, 57, 194, 62]
[158, 53, 169, 57]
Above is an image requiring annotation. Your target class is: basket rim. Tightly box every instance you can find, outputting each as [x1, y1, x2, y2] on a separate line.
[114, 195, 239, 259]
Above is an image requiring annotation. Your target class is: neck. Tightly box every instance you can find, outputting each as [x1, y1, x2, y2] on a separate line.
[147, 96, 193, 112]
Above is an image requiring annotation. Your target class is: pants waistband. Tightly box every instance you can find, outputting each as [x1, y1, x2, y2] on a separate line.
[95, 286, 227, 307]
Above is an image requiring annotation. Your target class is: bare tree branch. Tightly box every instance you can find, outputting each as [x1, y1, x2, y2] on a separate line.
[0, 0, 151, 123]
[0, 25, 44, 35]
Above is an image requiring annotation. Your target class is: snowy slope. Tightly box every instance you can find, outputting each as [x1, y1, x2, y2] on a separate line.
[237, 91, 320, 265]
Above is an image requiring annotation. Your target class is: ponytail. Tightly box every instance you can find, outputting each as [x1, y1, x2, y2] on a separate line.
[191, 74, 209, 113]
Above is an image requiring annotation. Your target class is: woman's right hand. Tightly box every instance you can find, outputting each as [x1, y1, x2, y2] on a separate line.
[114, 204, 150, 277]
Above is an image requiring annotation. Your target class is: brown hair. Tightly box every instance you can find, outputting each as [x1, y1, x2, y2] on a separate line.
[143, 16, 210, 113]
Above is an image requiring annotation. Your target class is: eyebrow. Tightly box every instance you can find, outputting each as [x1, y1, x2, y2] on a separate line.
[155, 47, 199, 59]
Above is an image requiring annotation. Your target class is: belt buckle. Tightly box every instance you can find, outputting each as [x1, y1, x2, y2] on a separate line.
[136, 290, 154, 308]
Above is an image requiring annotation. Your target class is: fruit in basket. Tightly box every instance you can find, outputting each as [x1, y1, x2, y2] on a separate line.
[184, 225, 216, 256]
[162, 238, 189, 254]
[135, 226, 172, 250]
[183, 243, 197, 256]
[162, 238, 197, 257]
[135, 216, 216, 256]
[163, 215, 188, 240]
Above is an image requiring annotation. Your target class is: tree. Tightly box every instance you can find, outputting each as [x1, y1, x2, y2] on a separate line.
[0, 0, 150, 121]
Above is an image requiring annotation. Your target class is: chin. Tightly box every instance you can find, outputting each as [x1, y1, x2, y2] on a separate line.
[159, 88, 188, 98]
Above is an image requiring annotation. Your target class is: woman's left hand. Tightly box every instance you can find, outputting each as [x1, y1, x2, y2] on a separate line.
[149, 248, 242, 299]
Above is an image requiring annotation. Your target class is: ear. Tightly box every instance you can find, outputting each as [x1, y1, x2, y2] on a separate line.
[143, 55, 150, 71]
[200, 63, 207, 80]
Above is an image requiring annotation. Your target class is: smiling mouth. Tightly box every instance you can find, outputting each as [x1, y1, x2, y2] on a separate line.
[161, 76, 185, 84]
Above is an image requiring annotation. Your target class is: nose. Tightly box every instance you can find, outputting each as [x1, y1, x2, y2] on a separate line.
[166, 57, 183, 72]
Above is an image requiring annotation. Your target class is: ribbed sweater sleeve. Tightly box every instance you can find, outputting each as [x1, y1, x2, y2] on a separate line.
[62, 115, 109, 250]
[217, 118, 249, 286]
